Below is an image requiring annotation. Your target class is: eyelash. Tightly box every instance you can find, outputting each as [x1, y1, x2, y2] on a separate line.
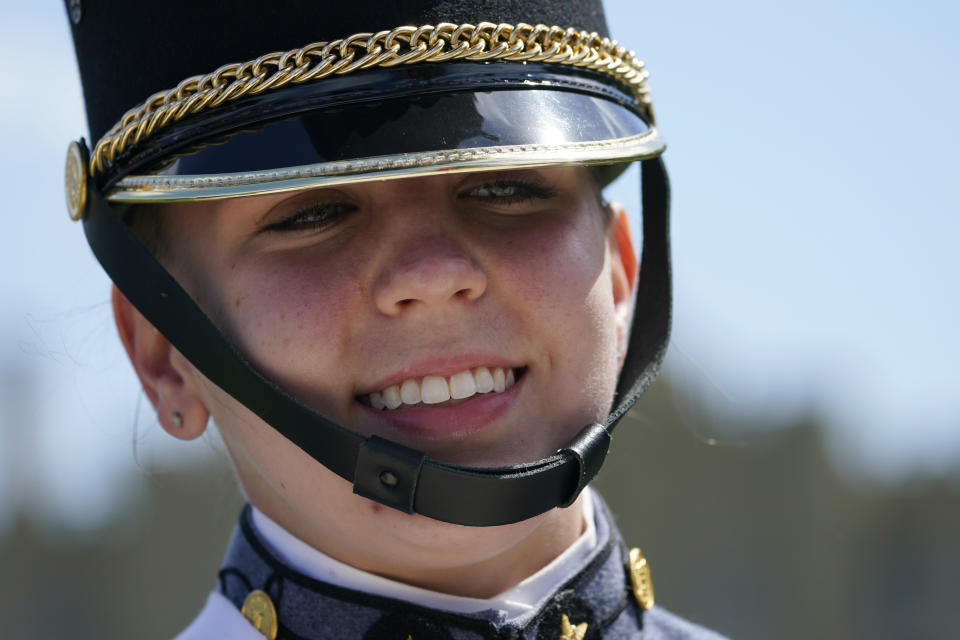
[461, 178, 558, 204]
[264, 202, 355, 233]
[266, 178, 557, 233]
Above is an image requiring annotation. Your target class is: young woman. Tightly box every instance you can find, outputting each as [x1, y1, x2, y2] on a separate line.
[66, 0, 726, 637]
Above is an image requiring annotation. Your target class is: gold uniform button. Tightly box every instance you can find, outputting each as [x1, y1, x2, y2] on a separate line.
[628, 547, 655, 611]
[241, 589, 279, 640]
[64, 140, 88, 222]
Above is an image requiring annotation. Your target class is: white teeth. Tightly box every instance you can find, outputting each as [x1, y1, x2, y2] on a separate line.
[382, 385, 402, 410]
[364, 367, 520, 410]
[493, 368, 506, 393]
[400, 379, 421, 405]
[449, 370, 477, 399]
[474, 367, 495, 393]
[421, 376, 450, 404]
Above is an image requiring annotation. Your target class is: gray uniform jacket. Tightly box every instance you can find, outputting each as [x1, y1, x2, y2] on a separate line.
[176, 496, 728, 639]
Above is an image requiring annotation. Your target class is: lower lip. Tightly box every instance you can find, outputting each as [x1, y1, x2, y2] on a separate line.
[356, 373, 525, 439]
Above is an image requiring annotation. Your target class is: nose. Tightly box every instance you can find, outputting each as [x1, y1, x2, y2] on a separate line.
[373, 234, 487, 316]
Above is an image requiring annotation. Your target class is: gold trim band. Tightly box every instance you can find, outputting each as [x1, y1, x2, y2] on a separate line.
[91, 22, 653, 178]
[106, 130, 664, 202]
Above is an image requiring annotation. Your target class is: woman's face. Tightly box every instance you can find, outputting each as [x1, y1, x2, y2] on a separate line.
[125, 166, 633, 586]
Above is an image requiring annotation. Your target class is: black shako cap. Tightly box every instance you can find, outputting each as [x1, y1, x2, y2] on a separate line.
[66, 0, 611, 144]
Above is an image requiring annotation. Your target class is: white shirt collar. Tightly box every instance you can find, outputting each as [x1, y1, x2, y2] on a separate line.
[249, 489, 597, 622]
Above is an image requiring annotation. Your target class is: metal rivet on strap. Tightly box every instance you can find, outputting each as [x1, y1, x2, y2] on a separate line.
[379, 470, 399, 487]
[628, 547, 655, 611]
[241, 589, 278, 640]
[67, 0, 82, 24]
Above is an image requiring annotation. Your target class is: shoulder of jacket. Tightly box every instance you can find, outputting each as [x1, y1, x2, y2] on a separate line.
[173, 591, 265, 640]
[642, 606, 730, 640]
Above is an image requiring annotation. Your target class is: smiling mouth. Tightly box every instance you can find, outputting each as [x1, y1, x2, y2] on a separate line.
[358, 367, 525, 410]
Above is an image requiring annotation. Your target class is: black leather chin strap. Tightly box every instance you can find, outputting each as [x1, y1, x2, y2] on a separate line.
[610, 157, 672, 423]
[82, 156, 669, 527]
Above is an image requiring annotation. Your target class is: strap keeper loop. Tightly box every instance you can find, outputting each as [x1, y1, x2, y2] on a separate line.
[558, 423, 611, 508]
[353, 436, 426, 513]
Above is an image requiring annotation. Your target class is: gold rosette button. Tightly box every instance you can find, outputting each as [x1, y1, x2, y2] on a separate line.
[64, 140, 88, 221]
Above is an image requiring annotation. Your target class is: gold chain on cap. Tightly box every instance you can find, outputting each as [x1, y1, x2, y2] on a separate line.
[90, 22, 653, 178]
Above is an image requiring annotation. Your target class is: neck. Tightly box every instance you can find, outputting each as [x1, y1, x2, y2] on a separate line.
[255, 493, 588, 600]
[362, 499, 587, 598]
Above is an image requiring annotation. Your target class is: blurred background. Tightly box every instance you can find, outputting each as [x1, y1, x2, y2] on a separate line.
[1, 1, 957, 638]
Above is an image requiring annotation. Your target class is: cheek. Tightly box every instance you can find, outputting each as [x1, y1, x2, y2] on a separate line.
[488, 215, 620, 415]
[493, 214, 612, 334]
[208, 251, 365, 400]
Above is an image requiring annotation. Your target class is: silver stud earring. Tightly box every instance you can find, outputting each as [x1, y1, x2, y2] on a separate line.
[170, 411, 184, 429]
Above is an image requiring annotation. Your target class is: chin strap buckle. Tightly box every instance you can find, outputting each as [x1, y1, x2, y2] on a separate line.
[353, 436, 426, 514]
[558, 423, 611, 508]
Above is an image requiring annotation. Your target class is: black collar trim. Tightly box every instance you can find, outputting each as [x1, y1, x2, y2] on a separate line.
[216, 500, 639, 639]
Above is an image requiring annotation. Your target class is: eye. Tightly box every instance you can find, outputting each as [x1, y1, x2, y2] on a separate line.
[263, 201, 355, 234]
[461, 178, 558, 205]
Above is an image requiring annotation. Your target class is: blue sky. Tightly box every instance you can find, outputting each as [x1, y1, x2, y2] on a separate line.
[0, 1, 957, 530]
[607, 0, 960, 473]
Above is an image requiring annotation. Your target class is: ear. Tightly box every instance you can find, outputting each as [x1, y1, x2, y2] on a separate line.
[606, 202, 637, 365]
[112, 286, 210, 440]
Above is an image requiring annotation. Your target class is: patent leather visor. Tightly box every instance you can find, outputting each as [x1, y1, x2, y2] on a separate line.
[101, 62, 664, 202]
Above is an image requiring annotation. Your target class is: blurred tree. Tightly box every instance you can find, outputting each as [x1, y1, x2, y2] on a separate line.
[2, 378, 958, 639]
